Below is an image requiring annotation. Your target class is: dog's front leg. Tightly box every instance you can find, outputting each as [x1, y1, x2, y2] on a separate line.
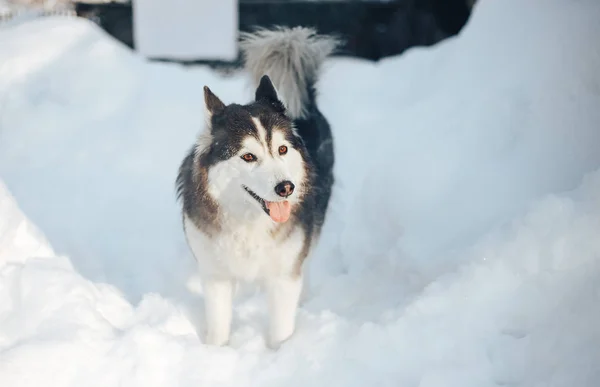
[265, 274, 302, 349]
[203, 278, 233, 346]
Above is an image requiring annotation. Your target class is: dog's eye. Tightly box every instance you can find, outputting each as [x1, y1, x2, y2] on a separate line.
[241, 153, 257, 162]
[278, 145, 288, 155]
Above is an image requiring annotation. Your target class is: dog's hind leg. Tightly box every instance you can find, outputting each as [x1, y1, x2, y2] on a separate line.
[203, 278, 234, 346]
[265, 274, 303, 349]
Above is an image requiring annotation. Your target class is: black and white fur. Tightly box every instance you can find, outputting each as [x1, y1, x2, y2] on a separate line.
[176, 27, 337, 348]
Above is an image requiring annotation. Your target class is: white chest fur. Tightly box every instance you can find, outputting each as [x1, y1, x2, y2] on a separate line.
[183, 214, 305, 282]
[183, 213, 308, 348]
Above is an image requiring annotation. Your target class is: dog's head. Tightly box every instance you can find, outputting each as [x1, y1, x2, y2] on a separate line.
[196, 75, 311, 224]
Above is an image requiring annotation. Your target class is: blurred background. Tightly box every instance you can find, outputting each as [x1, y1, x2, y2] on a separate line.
[1, 0, 475, 65]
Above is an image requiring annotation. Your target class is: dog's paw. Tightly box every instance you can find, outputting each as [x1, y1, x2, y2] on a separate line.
[266, 331, 293, 350]
[205, 333, 230, 347]
[266, 337, 284, 350]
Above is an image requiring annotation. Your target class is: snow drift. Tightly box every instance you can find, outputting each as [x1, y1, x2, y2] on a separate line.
[0, 180, 53, 264]
[1, 0, 600, 386]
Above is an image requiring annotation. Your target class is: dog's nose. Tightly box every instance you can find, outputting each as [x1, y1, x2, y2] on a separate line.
[274, 180, 295, 198]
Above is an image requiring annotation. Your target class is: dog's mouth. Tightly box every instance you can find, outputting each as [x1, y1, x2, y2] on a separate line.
[243, 185, 270, 215]
[242, 185, 291, 223]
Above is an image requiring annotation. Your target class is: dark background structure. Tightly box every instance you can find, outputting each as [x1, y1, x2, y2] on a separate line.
[73, 0, 473, 65]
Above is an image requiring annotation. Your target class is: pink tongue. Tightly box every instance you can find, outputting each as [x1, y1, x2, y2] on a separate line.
[266, 201, 291, 223]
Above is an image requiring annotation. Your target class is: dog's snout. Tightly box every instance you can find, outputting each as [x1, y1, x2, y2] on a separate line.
[274, 180, 295, 198]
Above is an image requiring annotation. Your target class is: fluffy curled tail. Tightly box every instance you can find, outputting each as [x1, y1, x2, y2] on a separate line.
[239, 26, 339, 119]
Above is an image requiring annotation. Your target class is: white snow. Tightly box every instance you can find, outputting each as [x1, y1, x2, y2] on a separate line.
[1, 0, 600, 386]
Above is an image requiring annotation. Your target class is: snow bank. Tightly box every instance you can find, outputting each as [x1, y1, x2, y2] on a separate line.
[1, 0, 600, 385]
[0, 180, 53, 265]
[1, 169, 599, 386]
[323, 0, 600, 272]
[0, 181, 199, 386]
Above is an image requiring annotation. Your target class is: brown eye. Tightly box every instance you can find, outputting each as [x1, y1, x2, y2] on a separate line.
[242, 153, 257, 162]
[278, 145, 288, 155]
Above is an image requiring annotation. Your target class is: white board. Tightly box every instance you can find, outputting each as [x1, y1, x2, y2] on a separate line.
[132, 0, 238, 61]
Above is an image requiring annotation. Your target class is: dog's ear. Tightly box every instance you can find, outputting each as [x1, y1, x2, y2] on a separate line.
[255, 75, 285, 113]
[204, 86, 225, 125]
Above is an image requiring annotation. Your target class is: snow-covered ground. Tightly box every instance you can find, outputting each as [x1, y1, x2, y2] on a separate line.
[1, 0, 600, 385]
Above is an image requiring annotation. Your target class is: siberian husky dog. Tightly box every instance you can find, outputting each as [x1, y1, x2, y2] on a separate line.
[176, 27, 338, 348]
